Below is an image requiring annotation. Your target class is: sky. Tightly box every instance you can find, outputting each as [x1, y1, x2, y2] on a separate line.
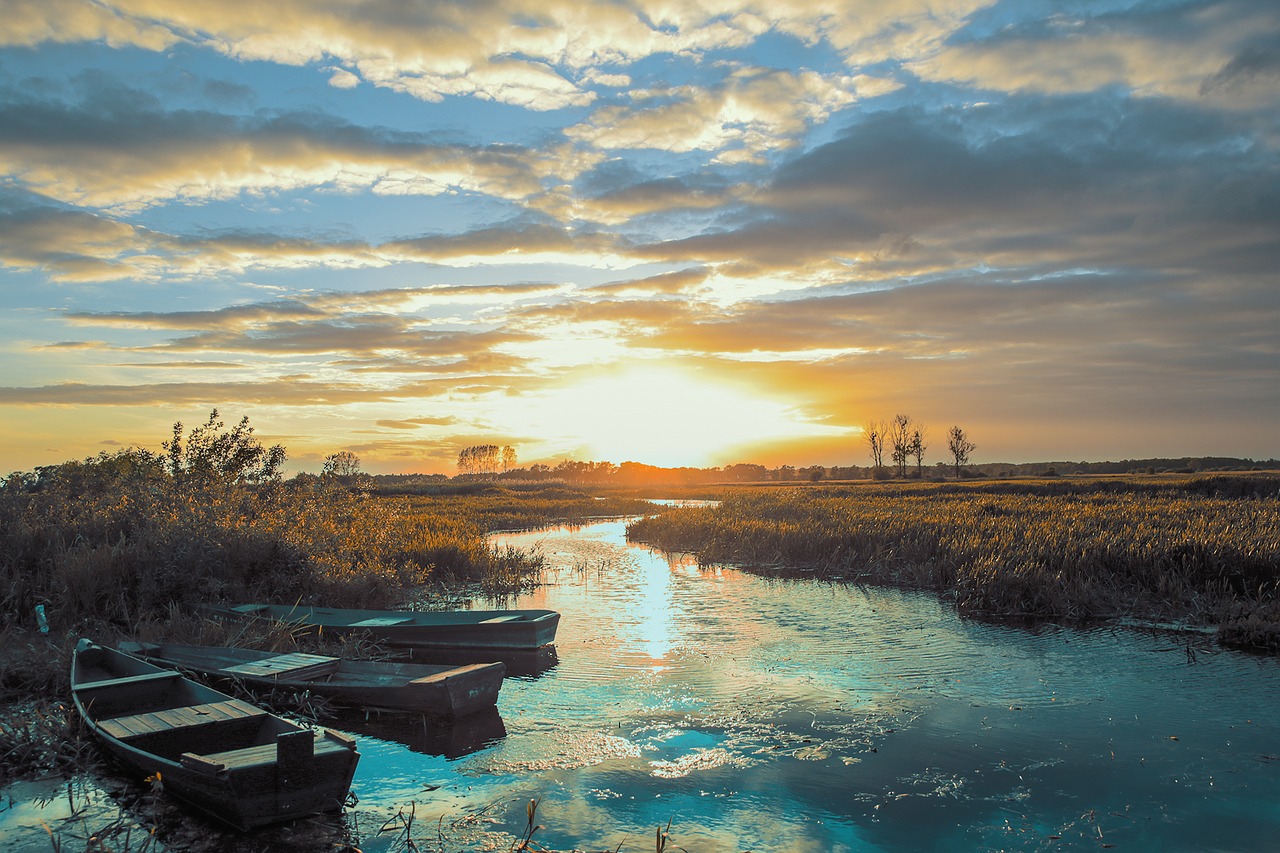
[1, 0, 1277, 474]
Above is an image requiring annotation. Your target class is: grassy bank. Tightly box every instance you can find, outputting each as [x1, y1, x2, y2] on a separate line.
[625, 475, 1280, 649]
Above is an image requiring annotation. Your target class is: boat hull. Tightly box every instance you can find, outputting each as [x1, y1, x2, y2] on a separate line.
[72, 640, 358, 831]
[118, 642, 505, 718]
[203, 604, 560, 650]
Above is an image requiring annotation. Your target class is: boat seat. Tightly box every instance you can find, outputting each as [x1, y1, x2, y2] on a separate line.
[480, 615, 522, 623]
[73, 671, 182, 692]
[351, 616, 412, 626]
[98, 699, 267, 742]
[222, 652, 340, 679]
[180, 731, 352, 774]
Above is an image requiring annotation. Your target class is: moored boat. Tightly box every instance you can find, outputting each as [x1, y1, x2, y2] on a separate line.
[200, 603, 560, 650]
[72, 639, 359, 831]
[118, 641, 505, 718]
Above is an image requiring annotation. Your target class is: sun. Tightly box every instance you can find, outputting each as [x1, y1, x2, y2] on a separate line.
[515, 365, 836, 468]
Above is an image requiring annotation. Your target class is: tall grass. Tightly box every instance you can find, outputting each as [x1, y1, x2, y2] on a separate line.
[626, 476, 1280, 647]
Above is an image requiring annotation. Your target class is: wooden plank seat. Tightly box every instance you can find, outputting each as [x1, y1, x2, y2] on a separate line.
[221, 652, 340, 680]
[409, 663, 491, 685]
[72, 671, 182, 692]
[180, 731, 351, 774]
[350, 616, 412, 627]
[98, 699, 267, 742]
[480, 615, 522, 623]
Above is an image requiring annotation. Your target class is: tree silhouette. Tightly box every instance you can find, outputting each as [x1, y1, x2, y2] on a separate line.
[947, 426, 976, 478]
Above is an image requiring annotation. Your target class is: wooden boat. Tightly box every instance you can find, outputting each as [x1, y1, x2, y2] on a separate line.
[404, 643, 559, 679]
[71, 639, 359, 832]
[200, 603, 560, 650]
[117, 641, 505, 718]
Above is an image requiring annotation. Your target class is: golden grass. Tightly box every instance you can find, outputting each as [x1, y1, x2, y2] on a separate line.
[626, 475, 1280, 647]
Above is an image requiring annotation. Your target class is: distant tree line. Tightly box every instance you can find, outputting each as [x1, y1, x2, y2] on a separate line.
[362, 436, 1279, 491]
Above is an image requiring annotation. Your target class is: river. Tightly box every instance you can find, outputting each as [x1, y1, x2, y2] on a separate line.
[6, 515, 1280, 851]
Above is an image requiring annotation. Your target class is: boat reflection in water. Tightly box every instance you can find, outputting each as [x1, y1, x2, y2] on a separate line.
[402, 644, 558, 679]
[337, 706, 507, 760]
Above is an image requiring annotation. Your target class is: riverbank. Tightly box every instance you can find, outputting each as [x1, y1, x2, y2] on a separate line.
[625, 474, 1280, 650]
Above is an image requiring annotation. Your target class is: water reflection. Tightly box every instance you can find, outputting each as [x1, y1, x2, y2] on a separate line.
[337, 707, 507, 760]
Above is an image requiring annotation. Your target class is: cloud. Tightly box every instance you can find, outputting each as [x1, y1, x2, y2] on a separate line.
[1, 1, 982, 113]
[912, 2, 1280, 108]
[566, 68, 878, 158]
[385, 218, 628, 267]
[0, 192, 389, 281]
[325, 67, 361, 90]
[626, 97, 1280, 278]
[587, 267, 711, 296]
[375, 416, 459, 429]
[0, 83, 569, 211]
[0, 195, 171, 282]
[0, 378, 401, 406]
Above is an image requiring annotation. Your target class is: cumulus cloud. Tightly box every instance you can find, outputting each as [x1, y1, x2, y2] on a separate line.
[566, 68, 887, 158]
[0, 1, 982, 112]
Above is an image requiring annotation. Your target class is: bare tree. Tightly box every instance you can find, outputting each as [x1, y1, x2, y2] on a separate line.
[864, 420, 886, 473]
[501, 445, 517, 472]
[910, 425, 928, 477]
[947, 426, 976, 478]
[888, 414, 913, 479]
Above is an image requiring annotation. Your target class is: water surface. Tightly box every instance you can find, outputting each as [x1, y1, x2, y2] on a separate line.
[365, 518, 1280, 851]
[6, 517, 1279, 851]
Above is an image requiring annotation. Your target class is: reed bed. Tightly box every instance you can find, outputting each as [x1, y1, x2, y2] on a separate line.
[626, 476, 1280, 648]
[397, 489, 658, 535]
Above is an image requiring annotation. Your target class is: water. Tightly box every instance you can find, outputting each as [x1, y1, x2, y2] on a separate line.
[362, 518, 1280, 851]
[6, 517, 1280, 851]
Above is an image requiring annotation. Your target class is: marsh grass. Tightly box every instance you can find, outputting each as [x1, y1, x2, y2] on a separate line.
[0, 447, 552, 676]
[0, 700, 89, 785]
[626, 475, 1280, 648]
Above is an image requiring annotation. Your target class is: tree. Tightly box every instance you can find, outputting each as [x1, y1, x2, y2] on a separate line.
[163, 409, 286, 485]
[457, 444, 501, 476]
[888, 414, 913, 479]
[947, 425, 976, 478]
[322, 450, 362, 478]
[910, 426, 928, 477]
[501, 445, 517, 472]
[864, 420, 886, 472]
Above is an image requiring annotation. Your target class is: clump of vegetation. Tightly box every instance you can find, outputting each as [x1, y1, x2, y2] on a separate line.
[0, 700, 88, 784]
[626, 477, 1280, 647]
[0, 411, 547, 692]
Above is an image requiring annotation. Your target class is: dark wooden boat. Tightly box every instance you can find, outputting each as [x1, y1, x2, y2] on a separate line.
[201, 603, 560, 650]
[71, 639, 359, 831]
[117, 641, 505, 718]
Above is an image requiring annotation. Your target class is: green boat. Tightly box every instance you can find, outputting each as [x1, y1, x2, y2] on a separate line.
[118, 641, 505, 718]
[72, 639, 358, 831]
[200, 603, 560, 650]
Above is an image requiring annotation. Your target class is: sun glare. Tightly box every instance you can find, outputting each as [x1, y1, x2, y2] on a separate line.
[517, 366, 833, 468]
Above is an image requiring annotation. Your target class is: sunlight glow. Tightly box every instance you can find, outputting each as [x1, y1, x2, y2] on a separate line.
[514, 365, 837, 468]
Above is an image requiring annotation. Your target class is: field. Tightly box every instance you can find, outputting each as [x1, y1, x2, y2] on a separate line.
[626, 475, 1280, 649]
